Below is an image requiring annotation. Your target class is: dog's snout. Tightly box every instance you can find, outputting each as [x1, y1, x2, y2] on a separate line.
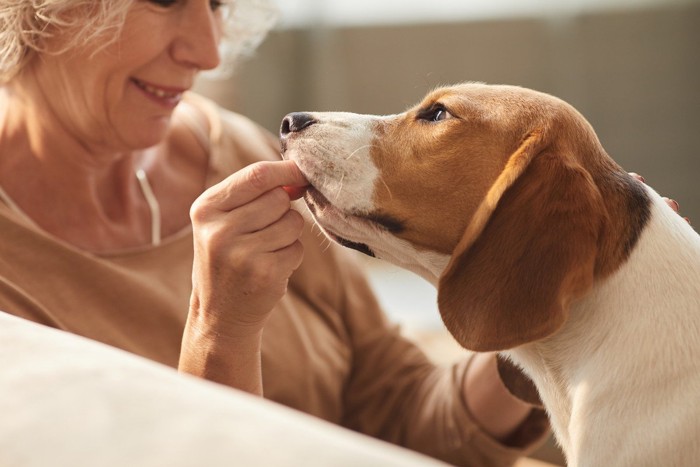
[280, 112, 317, 137]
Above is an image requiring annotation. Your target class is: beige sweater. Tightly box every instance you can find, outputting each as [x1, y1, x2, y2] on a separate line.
[0, 93, 547, 466]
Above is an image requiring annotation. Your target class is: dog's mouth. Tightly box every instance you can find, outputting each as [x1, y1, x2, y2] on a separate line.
[302, 186, 379, 258]
[330, 234, 376, 258]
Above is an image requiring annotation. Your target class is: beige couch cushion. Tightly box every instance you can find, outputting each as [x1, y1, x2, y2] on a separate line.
[0, 311, 445, 466]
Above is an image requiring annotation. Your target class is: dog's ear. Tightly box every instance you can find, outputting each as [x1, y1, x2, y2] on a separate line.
[437, 131, 605, 351]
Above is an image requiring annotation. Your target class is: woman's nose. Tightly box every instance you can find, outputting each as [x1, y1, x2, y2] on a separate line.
[171, 5, 222, 71]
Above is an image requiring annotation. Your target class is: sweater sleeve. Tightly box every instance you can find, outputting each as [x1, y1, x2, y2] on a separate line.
[335, 252, 549, 466]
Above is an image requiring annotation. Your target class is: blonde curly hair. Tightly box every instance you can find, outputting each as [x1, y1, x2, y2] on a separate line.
[0, 0, 278, 83]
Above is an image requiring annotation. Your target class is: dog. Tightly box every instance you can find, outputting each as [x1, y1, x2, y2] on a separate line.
[279, 83, 700, 467]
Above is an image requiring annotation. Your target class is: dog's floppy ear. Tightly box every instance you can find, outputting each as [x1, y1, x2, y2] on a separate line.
[437, 130, 605, 351]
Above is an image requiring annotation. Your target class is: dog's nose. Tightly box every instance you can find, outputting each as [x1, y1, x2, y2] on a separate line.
[280, 112, 317, 136]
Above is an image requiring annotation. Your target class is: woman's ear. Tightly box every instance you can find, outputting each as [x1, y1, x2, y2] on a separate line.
[437, 133, 605, 351]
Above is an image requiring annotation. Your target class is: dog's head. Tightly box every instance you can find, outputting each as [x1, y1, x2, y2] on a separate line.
[280, 83, 617, 351]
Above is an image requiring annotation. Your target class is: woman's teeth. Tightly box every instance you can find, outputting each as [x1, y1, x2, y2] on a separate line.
[134, 80, 180, 99]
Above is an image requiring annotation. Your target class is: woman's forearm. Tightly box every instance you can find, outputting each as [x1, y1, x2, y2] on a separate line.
[464, 352, 533, 441]
[178, 317, 264, 396]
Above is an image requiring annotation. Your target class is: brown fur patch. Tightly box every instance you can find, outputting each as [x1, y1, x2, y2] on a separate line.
[438, 132, 606, 351]
[369, 86, 525, 254]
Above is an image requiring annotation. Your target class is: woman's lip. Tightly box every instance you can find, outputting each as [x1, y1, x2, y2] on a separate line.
[131, 78, 185, 107]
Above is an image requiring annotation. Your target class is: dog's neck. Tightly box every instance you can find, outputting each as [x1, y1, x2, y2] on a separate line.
[378, 242, 449, 287]
[503, 191, 700, 464]
[590, 168, 652, 279]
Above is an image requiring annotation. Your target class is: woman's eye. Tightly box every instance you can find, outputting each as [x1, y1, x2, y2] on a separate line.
[210, 0, 226, 10]
[148, 0, 177, 6]
[147, 0, 225, 10]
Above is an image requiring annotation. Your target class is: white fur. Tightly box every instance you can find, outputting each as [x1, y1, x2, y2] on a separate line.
[366, 236, 449, 287]
[505, 188, 700, 467]
[283, 112, 380, 214]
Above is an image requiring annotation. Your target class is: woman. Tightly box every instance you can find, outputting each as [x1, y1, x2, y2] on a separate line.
[0, 1, 681, 465]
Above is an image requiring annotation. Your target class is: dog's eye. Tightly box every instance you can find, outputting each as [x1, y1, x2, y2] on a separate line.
[418, 104, 453, 123]
[432, 108, 451, 121]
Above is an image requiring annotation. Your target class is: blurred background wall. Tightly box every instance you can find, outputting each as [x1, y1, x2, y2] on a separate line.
[196, 2, 698, 462]
[198, 0, 699, 221]
[196, 0, 700, 324]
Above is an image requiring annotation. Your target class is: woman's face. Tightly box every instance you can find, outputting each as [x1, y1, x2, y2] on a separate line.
[27, 0, 224, 151]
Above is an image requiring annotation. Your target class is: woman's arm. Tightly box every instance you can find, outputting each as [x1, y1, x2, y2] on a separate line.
[464, 353, 536, 441]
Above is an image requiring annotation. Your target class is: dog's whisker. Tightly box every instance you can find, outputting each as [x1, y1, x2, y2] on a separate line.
[312, 228, 331, 252]
[345, 144, 376, 161]
[379, 175, 393, 200]
[318, 234, 333, 252]
[334, 173, 345, 201]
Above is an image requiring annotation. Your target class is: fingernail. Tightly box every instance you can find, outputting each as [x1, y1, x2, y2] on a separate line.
[630, 173, 645, 183]
[672, 199, 680, 211]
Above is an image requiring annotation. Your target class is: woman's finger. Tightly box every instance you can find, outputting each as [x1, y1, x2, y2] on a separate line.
[238, 209, 305, 253]
[629, 173, 690, 224]
[628, 172, 645, 183]
[663, 197, 680, 213]
[207, 161, 309, 212]
[224, 187, 293, 234]
[662, 197, 691, 225]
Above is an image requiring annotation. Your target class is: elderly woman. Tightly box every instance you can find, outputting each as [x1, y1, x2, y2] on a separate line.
[7, 0, 683, 465]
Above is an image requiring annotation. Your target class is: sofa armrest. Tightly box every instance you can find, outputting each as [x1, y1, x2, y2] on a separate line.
[0, 311, 446, 467]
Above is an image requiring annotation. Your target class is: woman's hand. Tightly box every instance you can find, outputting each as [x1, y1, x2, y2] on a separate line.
[629, 173, 691, 224]
[179, 160, 309, 393]
[189, 160, 308, 333]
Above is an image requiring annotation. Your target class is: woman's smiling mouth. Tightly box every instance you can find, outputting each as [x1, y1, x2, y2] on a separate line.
[132, 78, 184, 107]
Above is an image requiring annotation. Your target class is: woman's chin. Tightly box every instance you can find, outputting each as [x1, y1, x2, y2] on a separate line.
[127, 119, 171, 148]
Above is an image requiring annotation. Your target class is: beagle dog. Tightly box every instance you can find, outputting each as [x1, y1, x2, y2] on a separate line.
[280, 83, 700, 467]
